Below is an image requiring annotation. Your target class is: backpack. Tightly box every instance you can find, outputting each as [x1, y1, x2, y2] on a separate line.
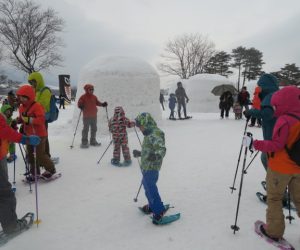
[285, 113, 300, 166]
[40, 87, 59, 123]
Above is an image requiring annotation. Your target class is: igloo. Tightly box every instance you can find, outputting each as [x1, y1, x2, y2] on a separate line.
[168, 74, 236, 113]
[73, 56, 161, 135]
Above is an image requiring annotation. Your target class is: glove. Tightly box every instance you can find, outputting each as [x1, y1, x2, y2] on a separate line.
[133, 149, 141, 158]
[147, 153, 159, 161]
[20, 135, 41, 146]
[22, 116, 31, 124]
[78, 104, 84, 110]
[243, 111, 251, 122]
[186, 99, 189, 103]
[242, 135, 252, 147]
[102, 102, 108, 107]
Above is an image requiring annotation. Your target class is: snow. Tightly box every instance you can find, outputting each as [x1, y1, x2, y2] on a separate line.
[75, 56, 162, 134]
[168, 74, 236, 113]
[3, 103, 300, 250]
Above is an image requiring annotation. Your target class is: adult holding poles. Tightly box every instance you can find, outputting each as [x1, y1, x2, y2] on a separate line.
[77, 84, 107, 148]
[175, 82, 190, 120]
[0, 101, 40, 237]
[251, 86, 300, 249]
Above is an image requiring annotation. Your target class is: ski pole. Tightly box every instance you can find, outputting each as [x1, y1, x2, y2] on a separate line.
[243, 150, 259, 174]
[33, 146, 41, 226]
[230, 119, 248, 193]
[70, 110, 82, 149]
[134, 126, 142, 147]
[18, 144, 32, 192]
[133, 158, 143, 202]
[12, 151, 16, 192]
[286, 189, 295, 224]
[105, 107, 112, 140]
[97, 140, 113, 165]
[231, 132, 252, 234]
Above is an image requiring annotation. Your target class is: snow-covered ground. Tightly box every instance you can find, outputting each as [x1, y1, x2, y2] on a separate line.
[5, 103, 300, 250]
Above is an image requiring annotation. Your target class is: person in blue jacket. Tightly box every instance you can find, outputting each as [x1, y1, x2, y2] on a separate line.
[168, 93, 177, 120]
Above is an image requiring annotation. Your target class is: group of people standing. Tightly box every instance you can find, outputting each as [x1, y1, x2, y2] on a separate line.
[219, 86, 261, 127]
[0, 71, 59, 235]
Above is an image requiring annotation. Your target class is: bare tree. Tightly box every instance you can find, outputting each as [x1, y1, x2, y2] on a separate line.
[0, 0, 64, 74]
[158, 33, 215, 79]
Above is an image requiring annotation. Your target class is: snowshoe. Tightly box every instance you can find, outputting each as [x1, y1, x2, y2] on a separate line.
[122, 160, 132, 167]
[111, 158, 121, 167]
[80, 143, 89, 149]
[39, 172, 62, 182]
[139, 204, 170, 215]
[256, 192, 296, 211]
[152, 213, 180, 225]
[254, 220, 295, 250]
[51, 157, 60, 165]
[90, 141, 101, 146]
[0, 212, 34, 247]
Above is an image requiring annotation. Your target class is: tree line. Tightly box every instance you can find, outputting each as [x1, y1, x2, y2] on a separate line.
[158, 33, 300, 90]
[0, 0, 299, 91]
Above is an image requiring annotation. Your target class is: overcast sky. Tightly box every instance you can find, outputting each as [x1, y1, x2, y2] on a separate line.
[3, 0, 300, 87]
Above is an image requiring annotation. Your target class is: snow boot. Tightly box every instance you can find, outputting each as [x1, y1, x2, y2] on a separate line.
[90, 140, 101, 146]
[111, 158, 121, 167]
[122, 159, 132, 167]
[80, 142, 89, 148]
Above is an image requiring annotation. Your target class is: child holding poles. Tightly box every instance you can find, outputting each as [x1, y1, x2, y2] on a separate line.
[108, 106, 135, 167]
[16, 85, 56, 181]
[246, 86, 300, 242]
[132, 112, 168, 224]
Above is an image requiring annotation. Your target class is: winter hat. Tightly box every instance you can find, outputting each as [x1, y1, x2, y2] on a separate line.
[0, 104, 13, 114]
[84, 84, 94, 92]
[257, 73, 279, 94]
[16, 84, 35, 102]
[177, 82, 182, 87]
[135, 112, 157, 129]
[271, 86, 300, 117]
[28, 72, 45, 91]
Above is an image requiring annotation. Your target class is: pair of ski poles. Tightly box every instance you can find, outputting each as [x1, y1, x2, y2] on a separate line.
[70, 107, 111, 149]
[230, 120, 294, 233]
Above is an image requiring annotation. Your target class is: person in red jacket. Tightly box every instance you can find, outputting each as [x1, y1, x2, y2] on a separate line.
[249, 86, 262, 127]
[17, 84, 56, 180]
[0, 105, 40, 235]
[244, 86, 300, 242]
[77, 84, 108, 148]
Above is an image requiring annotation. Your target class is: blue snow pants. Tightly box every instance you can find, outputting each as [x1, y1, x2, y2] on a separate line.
[142, 170, 165, 216]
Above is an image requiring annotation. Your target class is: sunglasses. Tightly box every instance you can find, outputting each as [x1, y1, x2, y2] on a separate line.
[88, 88, 94, 91]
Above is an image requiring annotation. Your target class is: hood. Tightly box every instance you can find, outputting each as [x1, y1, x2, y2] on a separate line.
[257, 74, 279, 99]
[16, 84, 36, 103]
[28, 72, 45, 91]
[0, 104, 13, 114]
[135, 112, 157, 133]
[253, 86, 262, 95]
[113, 106, 125, 119]
[84, 84, 94, 94]
[271, 86, 300, 117]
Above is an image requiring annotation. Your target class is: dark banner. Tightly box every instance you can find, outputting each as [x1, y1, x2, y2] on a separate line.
[58, 75, 71, 102]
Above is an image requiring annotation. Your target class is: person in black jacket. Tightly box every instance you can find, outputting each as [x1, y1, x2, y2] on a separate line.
[175, 82, 189, 119]
[219, 91, 234, 119]
[238, 86, 250, 112]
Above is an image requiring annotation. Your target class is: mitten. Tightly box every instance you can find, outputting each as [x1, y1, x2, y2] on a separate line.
[102, 102, 108, 107]
[20, 135, 41, 146]
[133, 149, 141, 158]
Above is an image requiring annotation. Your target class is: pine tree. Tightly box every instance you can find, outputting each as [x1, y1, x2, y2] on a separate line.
[231, 46, 247, 91]
[205, 51, 232, 77]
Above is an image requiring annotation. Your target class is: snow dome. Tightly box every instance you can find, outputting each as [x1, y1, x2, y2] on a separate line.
[74, 56, 161, 135]
[169, 74, 236, 113]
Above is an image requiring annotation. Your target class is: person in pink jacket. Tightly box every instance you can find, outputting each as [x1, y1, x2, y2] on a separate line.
[246, 86, 300, 242]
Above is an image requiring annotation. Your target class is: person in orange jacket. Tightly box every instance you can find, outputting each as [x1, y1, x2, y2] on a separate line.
[77, 84, 107, 148]
[244, 86, 300, 242]
[0, 103, 40, 235]
[17, 84, 56, 180]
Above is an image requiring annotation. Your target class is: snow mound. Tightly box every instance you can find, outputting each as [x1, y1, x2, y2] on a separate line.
[169, 74, 235, 113]
[74, 56, 161, 135]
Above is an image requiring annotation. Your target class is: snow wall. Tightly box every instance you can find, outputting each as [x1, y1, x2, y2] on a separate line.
[169, 74, 235, 113]
[73, 56, 161, 135]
